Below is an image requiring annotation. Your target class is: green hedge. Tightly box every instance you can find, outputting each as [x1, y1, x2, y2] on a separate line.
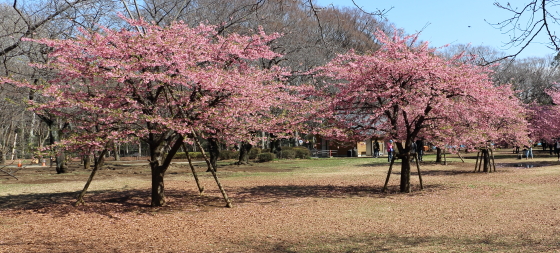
[174, 152, 203, 159]
[279, 149, 296, 159]
[293, 147, 311, 159]
[219, 150, 240, 160]
[277, 146, 310, 159]
[248, 147, 262, 159]
[257, 152, 276, 162]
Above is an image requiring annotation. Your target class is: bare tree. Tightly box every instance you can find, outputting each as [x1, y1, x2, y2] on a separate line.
[491, 1, 560, 59]
[438, 44, 507, 65]
[0, 0, 96, 57]
[493, 55, 560, 104]
[440, 43, 560, 105]
[0, 0, 119, 169]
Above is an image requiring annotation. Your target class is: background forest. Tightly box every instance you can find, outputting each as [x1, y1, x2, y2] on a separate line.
[0, 0, 558, 167]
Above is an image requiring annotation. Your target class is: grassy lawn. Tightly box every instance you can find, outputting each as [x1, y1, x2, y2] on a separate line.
[1, 149, 559, 252]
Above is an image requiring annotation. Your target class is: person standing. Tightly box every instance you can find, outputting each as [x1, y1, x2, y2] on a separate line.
[387, 140, 394, 162]
[415, 139, 424, 161]
[556, 140, 560, 161]
[410, 141, 417, 162]
[524, 144, 533, 160]
[373, 140, 380, 158]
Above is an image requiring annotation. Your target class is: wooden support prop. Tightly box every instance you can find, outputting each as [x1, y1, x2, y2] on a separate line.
[0, 167, 19, 180]
[182, 143, 204, 195]
[415, 153, 423, 190]
[382, 156, 397, 192]
[189, 131, 233, 208]
[474, 151, 480, 172]
[164, 86, 231, 207]
[443, 148, 447, 165]
[478, 150, 484, 172]
[456, 150, 465, 163]
[75, 149, 107, 206]
[489, 148, 496, 172]
[0, 160, 23, 180]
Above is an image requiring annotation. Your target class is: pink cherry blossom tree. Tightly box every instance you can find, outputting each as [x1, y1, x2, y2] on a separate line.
[311, 30, 528, 192]
[527, 89, 560, 144]
[2, 16, 312, 207]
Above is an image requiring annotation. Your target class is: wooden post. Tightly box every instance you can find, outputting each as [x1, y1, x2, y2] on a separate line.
[382, 156, 396, 192]
[415, 153, 423, 190]
[474, 151, 480, 172]
[0, 166, 19, 180]
[456, 149, 465, 163]
[75, 149, 107, 206]
[443, 148, 447, 165]
[478, 150, 484, 172]
[190, 131, 233, 208]
[482, 148, 489, 173]
[489, 148, 496, 172]
[182, 143, 204, 195]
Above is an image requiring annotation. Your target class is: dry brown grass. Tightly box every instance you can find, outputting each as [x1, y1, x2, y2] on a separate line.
[1, 149, 560, 252]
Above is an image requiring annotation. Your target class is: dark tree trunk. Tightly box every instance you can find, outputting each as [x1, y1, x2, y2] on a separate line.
[436, 147, 442, 163]
[237, 142, 253, 165]
[82, 155, 91, 170]
[269, 135, 281, 154]
[113, 143, 120, 161]
[400, 155, 411, 192]
[207, 138, 220, 172]
[55, 151, 68, 174]
[151, 166, 166, 206]
[482, 149, 490, 172]
[75, 150, 107, 206]
[395, 141, 412, 193]
[45, 120, 68, 174]
[148, 134, 184, 207]
[94, 152, 105, 168]
[0, 149, 5, 164]
[36, 115, 68, 173]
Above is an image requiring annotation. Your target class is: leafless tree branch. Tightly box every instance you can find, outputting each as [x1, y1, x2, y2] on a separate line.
[487, 0, 560, 63]
[0, 0, 89, 57]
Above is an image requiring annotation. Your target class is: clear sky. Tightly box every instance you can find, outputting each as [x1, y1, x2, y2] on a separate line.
[316, 0, 554, 59]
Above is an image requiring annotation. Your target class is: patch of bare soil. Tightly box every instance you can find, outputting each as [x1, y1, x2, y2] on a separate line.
[1, 151, 560, 252]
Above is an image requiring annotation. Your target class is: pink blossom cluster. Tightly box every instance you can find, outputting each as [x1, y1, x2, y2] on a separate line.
[2, 17, 314, 152]
[310, 30, 528, 149]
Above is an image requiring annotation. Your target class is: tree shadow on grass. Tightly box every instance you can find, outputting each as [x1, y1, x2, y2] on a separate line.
[0, 189, 225, 217]
[0, 182, 451, 216]
[357, 162, 476, 176]
[355, 162, 402, 168]
[412, 169, 475, 176]
[231, 183, 449, 205]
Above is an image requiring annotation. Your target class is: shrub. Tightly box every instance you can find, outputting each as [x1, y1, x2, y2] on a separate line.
[257, 152, 276, 162]
[293, 147, 311, 159]
[280, 146, 293, 151]
[279, 149, 296, 159]
[274, 146, 310, 159]
[248, 147, 262, 159]
[174, 152, 186, 159]
[174, 152, 203, 159]
[219, 150, 239, 160]
[190, 152, 204, 159]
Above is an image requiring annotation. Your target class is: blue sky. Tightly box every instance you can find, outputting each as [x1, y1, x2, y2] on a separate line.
[316, 0, 553, 59]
